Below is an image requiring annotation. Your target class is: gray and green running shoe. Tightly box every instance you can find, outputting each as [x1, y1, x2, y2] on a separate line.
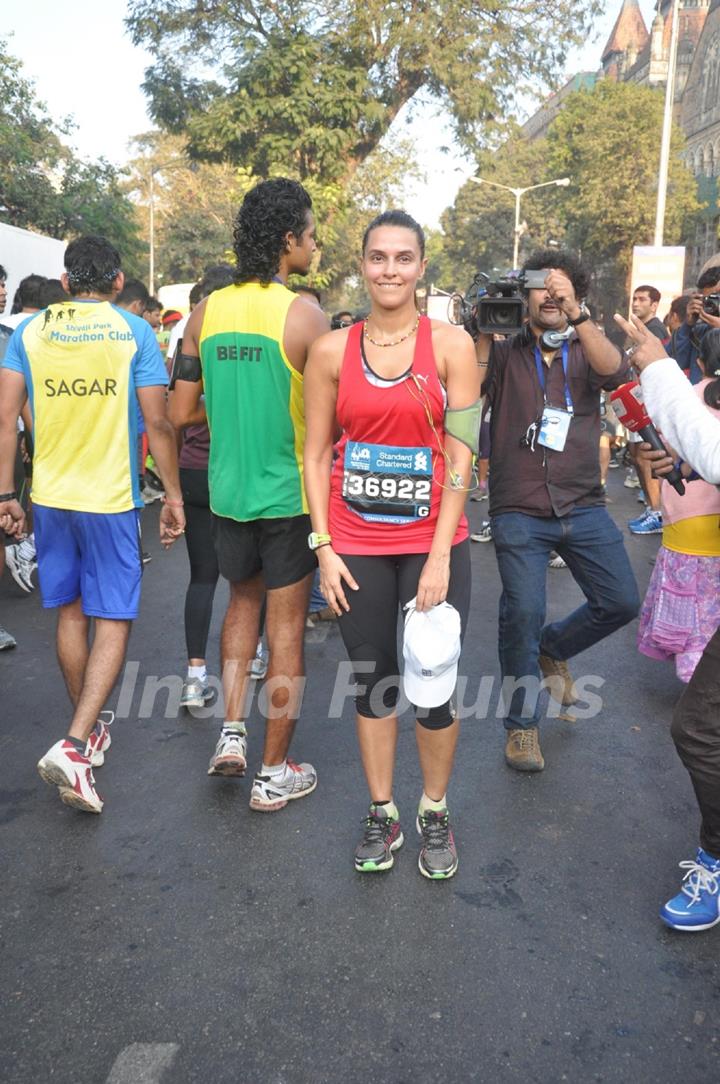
[417, 809, 458, 880]
[354, 805, 404, 872]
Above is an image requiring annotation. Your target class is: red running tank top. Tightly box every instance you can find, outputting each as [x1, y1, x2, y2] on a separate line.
[328, 316, 468, 555]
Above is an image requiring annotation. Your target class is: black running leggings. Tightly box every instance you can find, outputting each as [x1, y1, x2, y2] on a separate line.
[180, 468, 220, 660]
[336, 540, 471, 728]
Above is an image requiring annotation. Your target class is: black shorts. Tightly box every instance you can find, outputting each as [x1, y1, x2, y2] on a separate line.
[212, 513, 316, 588]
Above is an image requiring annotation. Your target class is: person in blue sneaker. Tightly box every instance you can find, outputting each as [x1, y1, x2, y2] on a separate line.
[616, 311, 720, 931]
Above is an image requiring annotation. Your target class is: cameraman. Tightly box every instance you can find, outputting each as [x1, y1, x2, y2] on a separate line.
[477, 249, 639, 772]
[673, 266, 720, 385]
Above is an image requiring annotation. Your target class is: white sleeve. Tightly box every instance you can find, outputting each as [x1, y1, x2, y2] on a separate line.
[167, 315, 189, 359]
[641, 358, 720, 483]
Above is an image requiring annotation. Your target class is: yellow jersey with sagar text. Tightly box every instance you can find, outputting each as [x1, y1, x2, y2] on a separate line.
[2, 300, 168, 514]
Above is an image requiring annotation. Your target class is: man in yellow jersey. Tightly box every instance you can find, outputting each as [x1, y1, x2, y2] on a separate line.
[0, 236, 185, 815]
[170, 178, 329, 812]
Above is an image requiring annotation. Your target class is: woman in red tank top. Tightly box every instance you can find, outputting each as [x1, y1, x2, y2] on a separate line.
[304, 211, 480, 880]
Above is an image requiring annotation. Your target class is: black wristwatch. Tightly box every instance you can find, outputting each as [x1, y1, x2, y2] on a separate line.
[567, 303, 591, 328]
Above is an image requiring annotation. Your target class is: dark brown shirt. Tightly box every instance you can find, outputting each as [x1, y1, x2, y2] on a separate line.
[485, 330, 630, 519]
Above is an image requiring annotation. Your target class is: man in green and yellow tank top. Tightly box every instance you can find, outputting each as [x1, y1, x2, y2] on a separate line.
[170, 179, 329, 811]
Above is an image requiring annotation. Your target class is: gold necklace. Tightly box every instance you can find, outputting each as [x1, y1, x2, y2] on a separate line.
[364, 313, 420, 348]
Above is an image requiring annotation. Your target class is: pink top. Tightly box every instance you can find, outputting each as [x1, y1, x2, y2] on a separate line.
[661, 380, 720, 526]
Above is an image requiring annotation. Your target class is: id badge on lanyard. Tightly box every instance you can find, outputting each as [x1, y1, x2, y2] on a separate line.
[535, 342, 573, 453]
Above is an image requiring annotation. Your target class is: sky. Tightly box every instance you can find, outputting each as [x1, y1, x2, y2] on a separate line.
[4, 1, 658, 230]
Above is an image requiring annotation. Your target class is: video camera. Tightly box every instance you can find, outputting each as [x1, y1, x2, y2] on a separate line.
[452, 269, 548, 339]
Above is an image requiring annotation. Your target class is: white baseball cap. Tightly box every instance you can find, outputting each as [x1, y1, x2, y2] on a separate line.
[402, 598, 462, 708]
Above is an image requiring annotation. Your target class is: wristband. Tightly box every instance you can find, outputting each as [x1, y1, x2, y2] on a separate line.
[0, 491, 18, 502]
[308, 531, 332, 551]
[162, 498, 184, 507]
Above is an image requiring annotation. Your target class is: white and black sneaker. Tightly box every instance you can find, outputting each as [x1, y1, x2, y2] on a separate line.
[249, 759, 317, 812]
[5, 539, 36, 593]
[181, 676, 213, 709]
[470, 521, 493, 544]
[208, 728, 247, 776]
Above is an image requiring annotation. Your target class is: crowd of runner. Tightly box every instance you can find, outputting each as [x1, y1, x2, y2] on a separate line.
[2, 179, 720, 932]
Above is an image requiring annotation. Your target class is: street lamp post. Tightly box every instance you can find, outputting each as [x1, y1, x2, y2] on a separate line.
[654, 0, 680, 246]
[469, 175, 571, 269]
[149, 168, 156, 296]
[146, 160, 186, 295]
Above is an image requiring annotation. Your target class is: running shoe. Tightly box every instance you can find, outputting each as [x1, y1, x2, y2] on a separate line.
[249, 758, 317, 811]
[417, 809, 458, 880]
[629, 509, 662, 535]
[469, 483, 488, 502]
[354, 805, 404, 872]
[5, 541, 35, 593]
[141, 484, 164, 505]
[85, 710, 114, 767]
[0, 625, 17, 650]
[249, 642, 269, 680]
[208, 729, 247, 776]
[37, 740, 103, 814]
[660, 848, 720, 931]
[181, 676, 213, 708]
[624, 470, 641, 489]
[142, 551, 153, 565]
[470, 521, 493, 543]
[548, 551, 567, 569]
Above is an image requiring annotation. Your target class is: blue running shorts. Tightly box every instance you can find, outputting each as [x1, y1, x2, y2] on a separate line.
[34, 506, 143, 619]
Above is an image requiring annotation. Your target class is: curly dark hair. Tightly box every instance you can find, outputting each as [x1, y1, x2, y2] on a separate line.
[64, 235, 121, 296]
[522, 248, 591, 300]
[233, 179, 313, 284]
[362, 210, 425, 259]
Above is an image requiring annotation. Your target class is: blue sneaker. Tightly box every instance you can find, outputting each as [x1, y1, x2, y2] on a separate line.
[660, 848, 720, 931]
[629, 509, 662, 535]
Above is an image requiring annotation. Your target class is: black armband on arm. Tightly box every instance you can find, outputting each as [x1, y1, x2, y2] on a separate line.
[168, 351, 202, 390]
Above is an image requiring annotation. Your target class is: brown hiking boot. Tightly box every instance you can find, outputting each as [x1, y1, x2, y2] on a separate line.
[539, 653, 577, 705]
[505, 727, 545, 772]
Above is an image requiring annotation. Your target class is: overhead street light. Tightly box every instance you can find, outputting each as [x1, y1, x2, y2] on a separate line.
[469, 175, 571, 270]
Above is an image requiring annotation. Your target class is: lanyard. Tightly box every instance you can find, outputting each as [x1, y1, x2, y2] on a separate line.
[534, 341, 573, 414]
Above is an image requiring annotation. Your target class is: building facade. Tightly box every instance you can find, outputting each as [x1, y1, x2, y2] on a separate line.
[523, 1, 720, 281]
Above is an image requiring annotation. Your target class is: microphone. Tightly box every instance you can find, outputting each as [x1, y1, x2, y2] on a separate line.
[610, 381, 685, 495]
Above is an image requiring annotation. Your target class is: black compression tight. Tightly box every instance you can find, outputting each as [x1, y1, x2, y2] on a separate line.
[336, 541, 471, 727]
[180, 469, 219, 660]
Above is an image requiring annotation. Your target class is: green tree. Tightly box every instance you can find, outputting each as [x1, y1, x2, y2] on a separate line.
[545, 79, 699, 311]
[434, 81, 700, 315]
[0, 41, 65, 231]
[0, 41, 143, 271]
[126, 134, 255, 286]
[429, 132, 563, 293]
[126, 0, 600, 183]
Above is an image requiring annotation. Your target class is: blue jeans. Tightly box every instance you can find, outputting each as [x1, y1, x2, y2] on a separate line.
[309, 568, 327, 612]
[492, 507, 639, 730]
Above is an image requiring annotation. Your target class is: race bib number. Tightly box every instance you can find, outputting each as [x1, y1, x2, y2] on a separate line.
[342, 440, 433, 524]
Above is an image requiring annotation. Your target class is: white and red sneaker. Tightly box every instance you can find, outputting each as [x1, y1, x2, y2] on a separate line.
[37, 740, 104, 814]
[85, 711, 114, 767]
[249, 758, 317, 812]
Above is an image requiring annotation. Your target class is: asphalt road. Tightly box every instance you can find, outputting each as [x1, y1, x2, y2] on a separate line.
[1, 472, 718, 1084]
